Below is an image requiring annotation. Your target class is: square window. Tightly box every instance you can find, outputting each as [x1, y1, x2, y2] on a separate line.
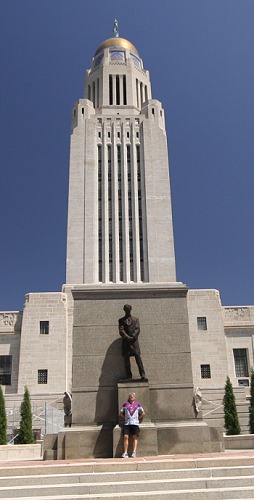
[197, 317, 207, 330]
[40, 321, 49, 335]
[201, 364, 211, 378]
[0, 355, 12, 385]
[38, 369, 48, 384]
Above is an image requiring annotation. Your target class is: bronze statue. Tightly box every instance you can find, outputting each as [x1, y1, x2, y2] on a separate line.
[118, 304, 146, 380]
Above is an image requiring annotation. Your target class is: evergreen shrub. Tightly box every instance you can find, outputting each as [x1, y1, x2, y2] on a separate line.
[224, 376, 241, 435]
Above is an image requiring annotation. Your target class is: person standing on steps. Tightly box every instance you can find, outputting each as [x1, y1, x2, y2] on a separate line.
[118, 304, 146, 380]
[119, 392, 145, 458]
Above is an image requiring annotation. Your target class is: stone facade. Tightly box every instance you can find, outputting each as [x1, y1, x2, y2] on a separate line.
[17, 292, 70, 395]
[188, 289, 254, 391]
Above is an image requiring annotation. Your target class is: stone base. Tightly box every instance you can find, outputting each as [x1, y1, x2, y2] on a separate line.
[57, 425, 114, 460]
[113, 420, 224, 458]
[156, 421, 224, 454]
[53, 420, 224, 460]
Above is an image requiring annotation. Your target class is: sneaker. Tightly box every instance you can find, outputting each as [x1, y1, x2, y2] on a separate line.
[131, 451, 136, 458]
[121, 452, 128, 458]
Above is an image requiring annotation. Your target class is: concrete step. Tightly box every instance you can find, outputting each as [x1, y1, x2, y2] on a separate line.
[2, 455, 254, 475]
[3, 486, 254, 499]
[1, 465, 254, 486]
[1, 476, 254, 498]
[1, 459, 254, 498]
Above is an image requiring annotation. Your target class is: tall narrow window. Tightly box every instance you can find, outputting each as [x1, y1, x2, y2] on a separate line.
[233, 349, 249, 377]
[88, 85, 91, 101]
[136, 79, 139, 108]
[116, 75, 120, 105]
[109, 75, 113, 105]
[108, 145, 113, 281]
[137, 145, 144, 281]
[140, 82, 143, 106]
[0, 356, 12, 385]
[117, 145, 123, 281]
[92, 81, 95, 108]
[98, 145, 102, 282]
[97, 78, 99, 107]
[145, 85, 148, 102]
[127, 145, 134, 281]
[123, 75, 127, 105]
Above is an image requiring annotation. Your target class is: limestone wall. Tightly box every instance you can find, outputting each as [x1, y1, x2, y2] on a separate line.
[17, 292, 69, 395]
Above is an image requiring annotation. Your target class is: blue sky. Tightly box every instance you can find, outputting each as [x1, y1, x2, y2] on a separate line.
[0, 0, 254, 310]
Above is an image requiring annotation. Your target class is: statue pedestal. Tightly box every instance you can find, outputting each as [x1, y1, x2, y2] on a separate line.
[48, 284, 224, 459]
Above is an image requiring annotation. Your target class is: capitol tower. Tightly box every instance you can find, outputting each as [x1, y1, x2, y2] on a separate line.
[66, 23, 176, 286]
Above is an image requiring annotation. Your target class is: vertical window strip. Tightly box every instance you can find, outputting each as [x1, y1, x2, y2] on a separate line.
[98, 145, 102, 282]
[116, 75, 120, 105]
[123, 75, 127, 105]
[97, 78, 99, 108]
[88, 84, 91, 101]
[117, 145, 123, 281]
[136, 145, 144, 281]
[145, 85, 148, 102]
[127, 145, 134, 281]
[92, 82, 95, 107]
[108, 145, 113, 281]
[136, 79, 139, 108]
[109, 75, 113, 105]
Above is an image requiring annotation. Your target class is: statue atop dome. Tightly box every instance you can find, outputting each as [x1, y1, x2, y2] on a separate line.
[113, 19, 119, 38]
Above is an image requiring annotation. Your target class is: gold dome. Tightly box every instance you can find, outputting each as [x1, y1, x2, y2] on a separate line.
[94, 37, 139, 57]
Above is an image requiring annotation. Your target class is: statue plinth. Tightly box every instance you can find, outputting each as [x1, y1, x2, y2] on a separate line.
[53, 284, 224, 458]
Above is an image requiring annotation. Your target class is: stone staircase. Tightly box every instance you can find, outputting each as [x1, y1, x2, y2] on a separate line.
[201, 387, 250, 433]
[1, 454, 254, 498]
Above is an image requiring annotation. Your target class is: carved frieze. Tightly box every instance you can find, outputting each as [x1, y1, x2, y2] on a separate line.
[0, 312, 19, 333]
[224, 307, 250, 323]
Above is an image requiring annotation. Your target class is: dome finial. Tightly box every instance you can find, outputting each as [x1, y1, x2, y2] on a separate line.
[113, 19, 119, 38]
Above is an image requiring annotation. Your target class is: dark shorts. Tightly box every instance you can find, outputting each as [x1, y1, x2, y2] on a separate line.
[123, 424, 140, 436]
